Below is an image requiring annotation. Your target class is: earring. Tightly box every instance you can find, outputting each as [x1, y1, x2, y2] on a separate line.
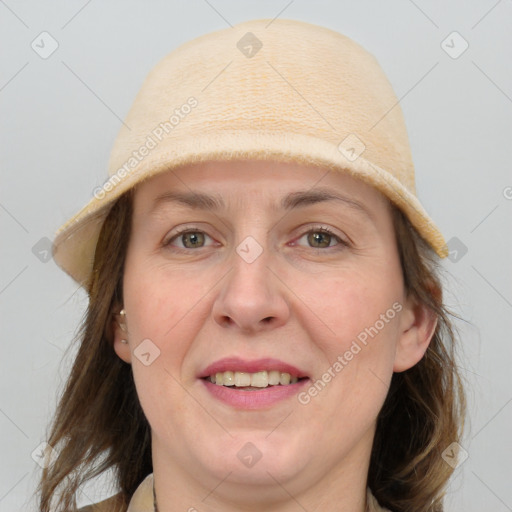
[117, 309, 128, 343]
[118, 308, 128, 333]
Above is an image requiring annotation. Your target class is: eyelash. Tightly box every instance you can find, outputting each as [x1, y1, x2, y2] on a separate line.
[163, 225, 349, 252]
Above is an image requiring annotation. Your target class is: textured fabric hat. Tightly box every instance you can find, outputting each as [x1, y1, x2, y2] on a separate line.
[52, 18, 448, 288]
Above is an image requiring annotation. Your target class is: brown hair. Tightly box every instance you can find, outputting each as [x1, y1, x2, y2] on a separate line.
[36, 189, 465, 512]
[369, 207, 466, 511]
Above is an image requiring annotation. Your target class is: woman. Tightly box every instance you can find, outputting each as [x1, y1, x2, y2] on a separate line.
[38, 18, 465, 512]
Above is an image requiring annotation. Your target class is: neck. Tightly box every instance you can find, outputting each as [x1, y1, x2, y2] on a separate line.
[150, 429, 374, 512]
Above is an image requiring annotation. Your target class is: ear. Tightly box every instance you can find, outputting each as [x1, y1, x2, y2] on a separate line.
[393, 296, 438, 372]
[112, 309, 132, 364]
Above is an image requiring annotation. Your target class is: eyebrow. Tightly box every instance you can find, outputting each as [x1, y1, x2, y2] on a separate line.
[148, 187, 374, 221]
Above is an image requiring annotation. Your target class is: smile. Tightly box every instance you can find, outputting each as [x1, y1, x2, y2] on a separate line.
[205, 370, 302, 388]
[199, 357, 309, 408]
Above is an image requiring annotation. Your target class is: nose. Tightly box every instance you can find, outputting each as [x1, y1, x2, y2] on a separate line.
[212, 247, 290, 333]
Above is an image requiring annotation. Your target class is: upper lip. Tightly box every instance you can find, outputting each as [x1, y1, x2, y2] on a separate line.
[199, 357, 308, 379]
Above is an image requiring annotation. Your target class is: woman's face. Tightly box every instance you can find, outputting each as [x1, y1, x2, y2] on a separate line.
[114, 160, 434, 499]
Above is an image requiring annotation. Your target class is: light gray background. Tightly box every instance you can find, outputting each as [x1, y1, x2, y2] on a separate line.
[1, 1, 511, 511]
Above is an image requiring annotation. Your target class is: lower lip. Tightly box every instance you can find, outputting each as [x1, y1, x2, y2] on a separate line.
[201, 378, 309, 409]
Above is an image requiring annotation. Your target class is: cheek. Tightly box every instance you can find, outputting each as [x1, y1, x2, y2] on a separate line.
[312, 266, 402, 343]
[123, 252, 212, 343]
[301, 265, 403, 409]
[295, 273, 401, 437]
[122, 258, 215, 414]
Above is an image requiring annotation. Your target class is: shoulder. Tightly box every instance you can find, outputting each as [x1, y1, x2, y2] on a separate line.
[78, 473, 153, 512]
[77, 492, 125, 512]
[367, 488, 392, 512]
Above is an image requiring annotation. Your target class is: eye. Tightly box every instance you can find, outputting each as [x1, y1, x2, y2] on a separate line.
[294, 227, 347, 249]
[163, 226, 347, 252]
[164, 229, 214, 250]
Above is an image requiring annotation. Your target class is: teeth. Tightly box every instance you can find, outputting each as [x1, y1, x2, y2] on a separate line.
[223, 371, 234, 386]
[234, 372, 251, 387]
[268, 370, 281, 385]
[280, 372, 291, 385]
[251, 371, 268, 388]
[209, 370, 300, 387]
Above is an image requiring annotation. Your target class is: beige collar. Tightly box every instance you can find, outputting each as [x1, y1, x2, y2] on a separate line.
[127, 473, 390, 512]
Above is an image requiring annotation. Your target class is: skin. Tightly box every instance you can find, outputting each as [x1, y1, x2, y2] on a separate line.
[113, 160, 437, 512]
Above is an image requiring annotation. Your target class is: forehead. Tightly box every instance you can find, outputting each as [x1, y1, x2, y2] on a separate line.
[132, 160, 388, 216]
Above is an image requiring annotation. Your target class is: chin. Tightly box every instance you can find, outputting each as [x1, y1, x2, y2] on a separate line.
[198, 431, 310, 486]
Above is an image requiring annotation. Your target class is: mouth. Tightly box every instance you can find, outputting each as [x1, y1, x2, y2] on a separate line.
[202, 370, 307, 390]
[198, 357, 309, 407]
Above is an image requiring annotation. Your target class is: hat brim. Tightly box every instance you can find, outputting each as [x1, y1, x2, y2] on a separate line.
[52, 131, 448, 288]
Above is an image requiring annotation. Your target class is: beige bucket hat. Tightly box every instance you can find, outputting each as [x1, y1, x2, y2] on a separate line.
[52, 18, 448, 288]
